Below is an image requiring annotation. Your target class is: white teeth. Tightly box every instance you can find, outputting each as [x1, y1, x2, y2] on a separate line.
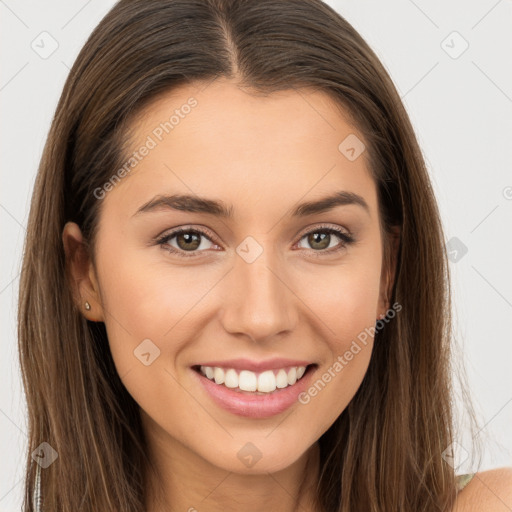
[275, 369, 288, 388]
[213, 367, 225, 385]
[224, 369, 238, 389]
[287, 367, 297, 386]
[257, 370, 276, 393]
[239, 370, 257, 391]
[198, 365, 308, 393]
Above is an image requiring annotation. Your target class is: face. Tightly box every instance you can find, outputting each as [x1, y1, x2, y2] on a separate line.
[65, 77, 391, 478]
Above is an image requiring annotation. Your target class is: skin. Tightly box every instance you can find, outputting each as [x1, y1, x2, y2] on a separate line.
[62, 77, 399, 511]
[454, 468, 512, 512]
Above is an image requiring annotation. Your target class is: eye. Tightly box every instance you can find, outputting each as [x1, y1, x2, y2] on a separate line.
[295, 225, 355, 256]
[155, 224, 355, 258]
[156, 227, 218, 258]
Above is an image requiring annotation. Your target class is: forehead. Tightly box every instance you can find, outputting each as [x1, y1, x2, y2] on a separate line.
[102, 78, 377, 222]
[130, 78, 362, 160]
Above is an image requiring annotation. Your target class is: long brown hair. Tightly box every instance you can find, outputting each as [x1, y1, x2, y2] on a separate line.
[18, 0, 482, 510]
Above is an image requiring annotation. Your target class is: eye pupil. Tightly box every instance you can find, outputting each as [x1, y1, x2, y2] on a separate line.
[177, 232, 201, 251]
[308, 232, 330, 250]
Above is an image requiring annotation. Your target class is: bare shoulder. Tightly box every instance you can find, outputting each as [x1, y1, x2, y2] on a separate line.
[452, 467, 512, 512]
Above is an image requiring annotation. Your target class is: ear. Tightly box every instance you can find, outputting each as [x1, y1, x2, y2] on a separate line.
[377, 225, 400, 318]
[62, 221, 104, 322]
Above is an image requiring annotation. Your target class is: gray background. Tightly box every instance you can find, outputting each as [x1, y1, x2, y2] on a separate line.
[1, 0, 511, 509]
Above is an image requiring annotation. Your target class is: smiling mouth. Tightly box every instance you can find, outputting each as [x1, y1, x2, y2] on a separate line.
[191, 364, 317, 394]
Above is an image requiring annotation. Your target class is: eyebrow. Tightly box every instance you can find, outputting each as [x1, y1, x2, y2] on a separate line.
[132, 190, 370, 219]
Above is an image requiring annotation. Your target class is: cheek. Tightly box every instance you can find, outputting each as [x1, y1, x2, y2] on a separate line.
[94, 235, 231, 380]
[293, 241, 381, 425]
[301, 237, 383, 346]
[296, 274, 379, 435]
[94, 245, 206, 420]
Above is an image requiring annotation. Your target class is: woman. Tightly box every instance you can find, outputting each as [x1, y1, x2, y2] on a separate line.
[18, 0, 511, 510]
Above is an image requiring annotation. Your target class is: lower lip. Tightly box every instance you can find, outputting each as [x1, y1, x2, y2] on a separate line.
[191, 365, 317, 419]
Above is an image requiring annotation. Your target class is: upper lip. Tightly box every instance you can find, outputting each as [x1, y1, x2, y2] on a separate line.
[193, 358, 314, 373]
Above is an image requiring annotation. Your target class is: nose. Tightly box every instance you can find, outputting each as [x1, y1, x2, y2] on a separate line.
[220, 242, 298, 343]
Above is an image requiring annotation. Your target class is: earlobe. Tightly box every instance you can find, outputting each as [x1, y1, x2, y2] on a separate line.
[62, 221, 104, 322]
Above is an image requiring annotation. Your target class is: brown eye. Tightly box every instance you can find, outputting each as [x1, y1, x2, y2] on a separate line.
[175, 231, 202, 251]
[156, 225, 355, 259]
[157, 228, 217, 257]
[296, 226, 354, 254]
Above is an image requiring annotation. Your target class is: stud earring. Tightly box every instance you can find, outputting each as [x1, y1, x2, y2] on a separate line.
[84, 301, 91, 311]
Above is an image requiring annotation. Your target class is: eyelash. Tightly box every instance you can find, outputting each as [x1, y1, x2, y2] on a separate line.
[154, 224, 355, 259]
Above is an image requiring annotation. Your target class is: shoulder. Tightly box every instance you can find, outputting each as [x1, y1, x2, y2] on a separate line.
[452, 467, 512, 512]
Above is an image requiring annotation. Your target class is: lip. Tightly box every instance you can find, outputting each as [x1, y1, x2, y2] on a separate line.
[192, 358, 313, 373]
[191, 363, 317, 419]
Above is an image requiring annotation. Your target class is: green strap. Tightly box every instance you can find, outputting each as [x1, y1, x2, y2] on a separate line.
[456, 473, 476, 492]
